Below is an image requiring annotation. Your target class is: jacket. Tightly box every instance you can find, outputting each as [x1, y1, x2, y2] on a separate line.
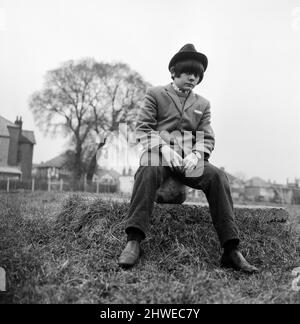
[136, 83, 215, 165]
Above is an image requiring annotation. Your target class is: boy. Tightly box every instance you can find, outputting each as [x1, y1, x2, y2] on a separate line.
[118, 44, 258, 274]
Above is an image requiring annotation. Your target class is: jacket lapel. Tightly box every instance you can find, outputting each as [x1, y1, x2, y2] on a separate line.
[183, 91, 197, 111]
[164, 84, 182, 114]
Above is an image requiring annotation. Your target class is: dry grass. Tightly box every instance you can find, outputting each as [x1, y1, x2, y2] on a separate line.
[0, 191, 299, 304]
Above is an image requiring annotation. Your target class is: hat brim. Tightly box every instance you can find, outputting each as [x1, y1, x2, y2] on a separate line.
[168, 51, 208, 72]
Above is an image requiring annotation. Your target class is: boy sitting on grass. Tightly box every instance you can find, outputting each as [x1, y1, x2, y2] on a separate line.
[118, 44, 258, 274]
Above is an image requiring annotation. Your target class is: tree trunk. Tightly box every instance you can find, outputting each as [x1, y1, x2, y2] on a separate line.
[86, 153, 97, 181]
[71, 145, 83, 190]
[86, 140, 106, 181]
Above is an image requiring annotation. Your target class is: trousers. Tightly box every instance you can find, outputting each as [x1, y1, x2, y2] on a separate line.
[125, 160, 240, 247]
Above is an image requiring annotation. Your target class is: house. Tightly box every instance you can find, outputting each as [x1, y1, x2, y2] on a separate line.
[286, 178, 300, 204]
[92, 168, 121, 186]
[291, 187, 300, 204]
[272, 183, 293, 204]
[244, 177, 275, 202]
[118, 167, 136, 194]
[243, 176, 299, 204]
[0, 115, 36, 180]
[287, 178, 300, 188]
[34, 151, 74, 179]
[92, 167, 121, 193]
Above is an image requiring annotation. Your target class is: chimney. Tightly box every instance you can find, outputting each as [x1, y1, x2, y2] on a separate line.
[14, 116, 23, 129]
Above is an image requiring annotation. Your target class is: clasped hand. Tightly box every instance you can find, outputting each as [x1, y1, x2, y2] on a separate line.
[161, 146, 199, 173]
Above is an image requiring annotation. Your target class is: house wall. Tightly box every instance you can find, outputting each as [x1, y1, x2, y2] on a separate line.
[35, 168, 48, 179]
[244, 187, 259, 200]
[292, 188, 300, 204]
[245, 186, 275, 202]
[34, 167, 72, 180]
[274, 187, 293, 204]
[0, 172, 21, 180]
[20, 143, 34, 180]
[0, 137, 9, 165]
[259, 187, 274, 201]
[59, 167, 72, 179]
[7, 126, 20, 165]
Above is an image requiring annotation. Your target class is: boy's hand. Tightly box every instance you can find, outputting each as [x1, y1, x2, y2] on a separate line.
[182, 152, 199, 172]
[161, 145, 183, 171]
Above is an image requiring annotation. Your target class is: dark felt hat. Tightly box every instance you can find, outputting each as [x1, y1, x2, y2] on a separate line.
[168, 44, 208, 72]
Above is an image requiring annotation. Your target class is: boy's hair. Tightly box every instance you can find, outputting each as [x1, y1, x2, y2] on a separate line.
[170, 59, 204, 84]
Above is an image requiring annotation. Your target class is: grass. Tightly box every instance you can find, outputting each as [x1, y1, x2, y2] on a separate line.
[0, 191, 300, 304]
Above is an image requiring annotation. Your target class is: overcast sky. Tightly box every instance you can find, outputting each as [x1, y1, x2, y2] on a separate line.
[1, 0, 300, 183]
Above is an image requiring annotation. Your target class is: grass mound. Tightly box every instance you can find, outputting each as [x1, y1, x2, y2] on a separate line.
[54, 194, 300, 303]
[56, 195, 297, 270]
[1, 192, 299, 304]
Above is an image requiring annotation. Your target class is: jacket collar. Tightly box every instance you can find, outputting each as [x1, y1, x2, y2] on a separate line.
[164, 83, 197, 113]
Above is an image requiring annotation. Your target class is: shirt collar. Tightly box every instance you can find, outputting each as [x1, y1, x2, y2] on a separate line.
[171, 82, 190, 94]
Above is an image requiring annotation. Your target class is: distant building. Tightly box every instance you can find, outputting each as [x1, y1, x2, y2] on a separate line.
[244, 177, 275, 202]
[287, 178, 300, 188]
[34, 151, 73, 179]
[92, 168, 120, 193]
[117, 167, 134, 194]
[272, 183, 294, 204]
[0, 115, 36, 180]
[93, 168, 120, 186]
[243, 177, 295, 204]
[287, 178, 300, 204]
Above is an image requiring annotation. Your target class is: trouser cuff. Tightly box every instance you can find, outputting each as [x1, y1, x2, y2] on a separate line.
[126, 226, 145, 242]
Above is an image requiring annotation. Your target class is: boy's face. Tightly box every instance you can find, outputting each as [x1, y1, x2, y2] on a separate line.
[173, 72, 200, 91]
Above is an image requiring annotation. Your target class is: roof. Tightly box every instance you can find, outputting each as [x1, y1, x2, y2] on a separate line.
[20, 130, 36, 145]
[245, 177, 270, 187]
[37, 151, 72, 168]
[108, 169, 121, 178]
[0, 115, 17, 137]
[0, 166, 22, 174]
[0, 115, 36, 144]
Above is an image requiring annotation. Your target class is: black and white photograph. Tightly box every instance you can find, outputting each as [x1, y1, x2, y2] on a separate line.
[0, 0, 300, 308]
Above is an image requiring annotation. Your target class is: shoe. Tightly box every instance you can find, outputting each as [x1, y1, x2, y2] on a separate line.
[221, 249, 259, 274]
[118, 240, 142, 268]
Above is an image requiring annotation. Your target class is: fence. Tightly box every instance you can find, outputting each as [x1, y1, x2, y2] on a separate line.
[1, 178, 300, 205]
[0, 178, 118, 194]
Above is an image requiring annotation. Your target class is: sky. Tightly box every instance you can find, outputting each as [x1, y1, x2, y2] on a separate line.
[0, 0, 300, 183]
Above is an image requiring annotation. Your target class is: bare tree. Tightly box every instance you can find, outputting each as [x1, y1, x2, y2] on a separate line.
[29, 59, 149, 182]
[85, 62, 149, 180]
